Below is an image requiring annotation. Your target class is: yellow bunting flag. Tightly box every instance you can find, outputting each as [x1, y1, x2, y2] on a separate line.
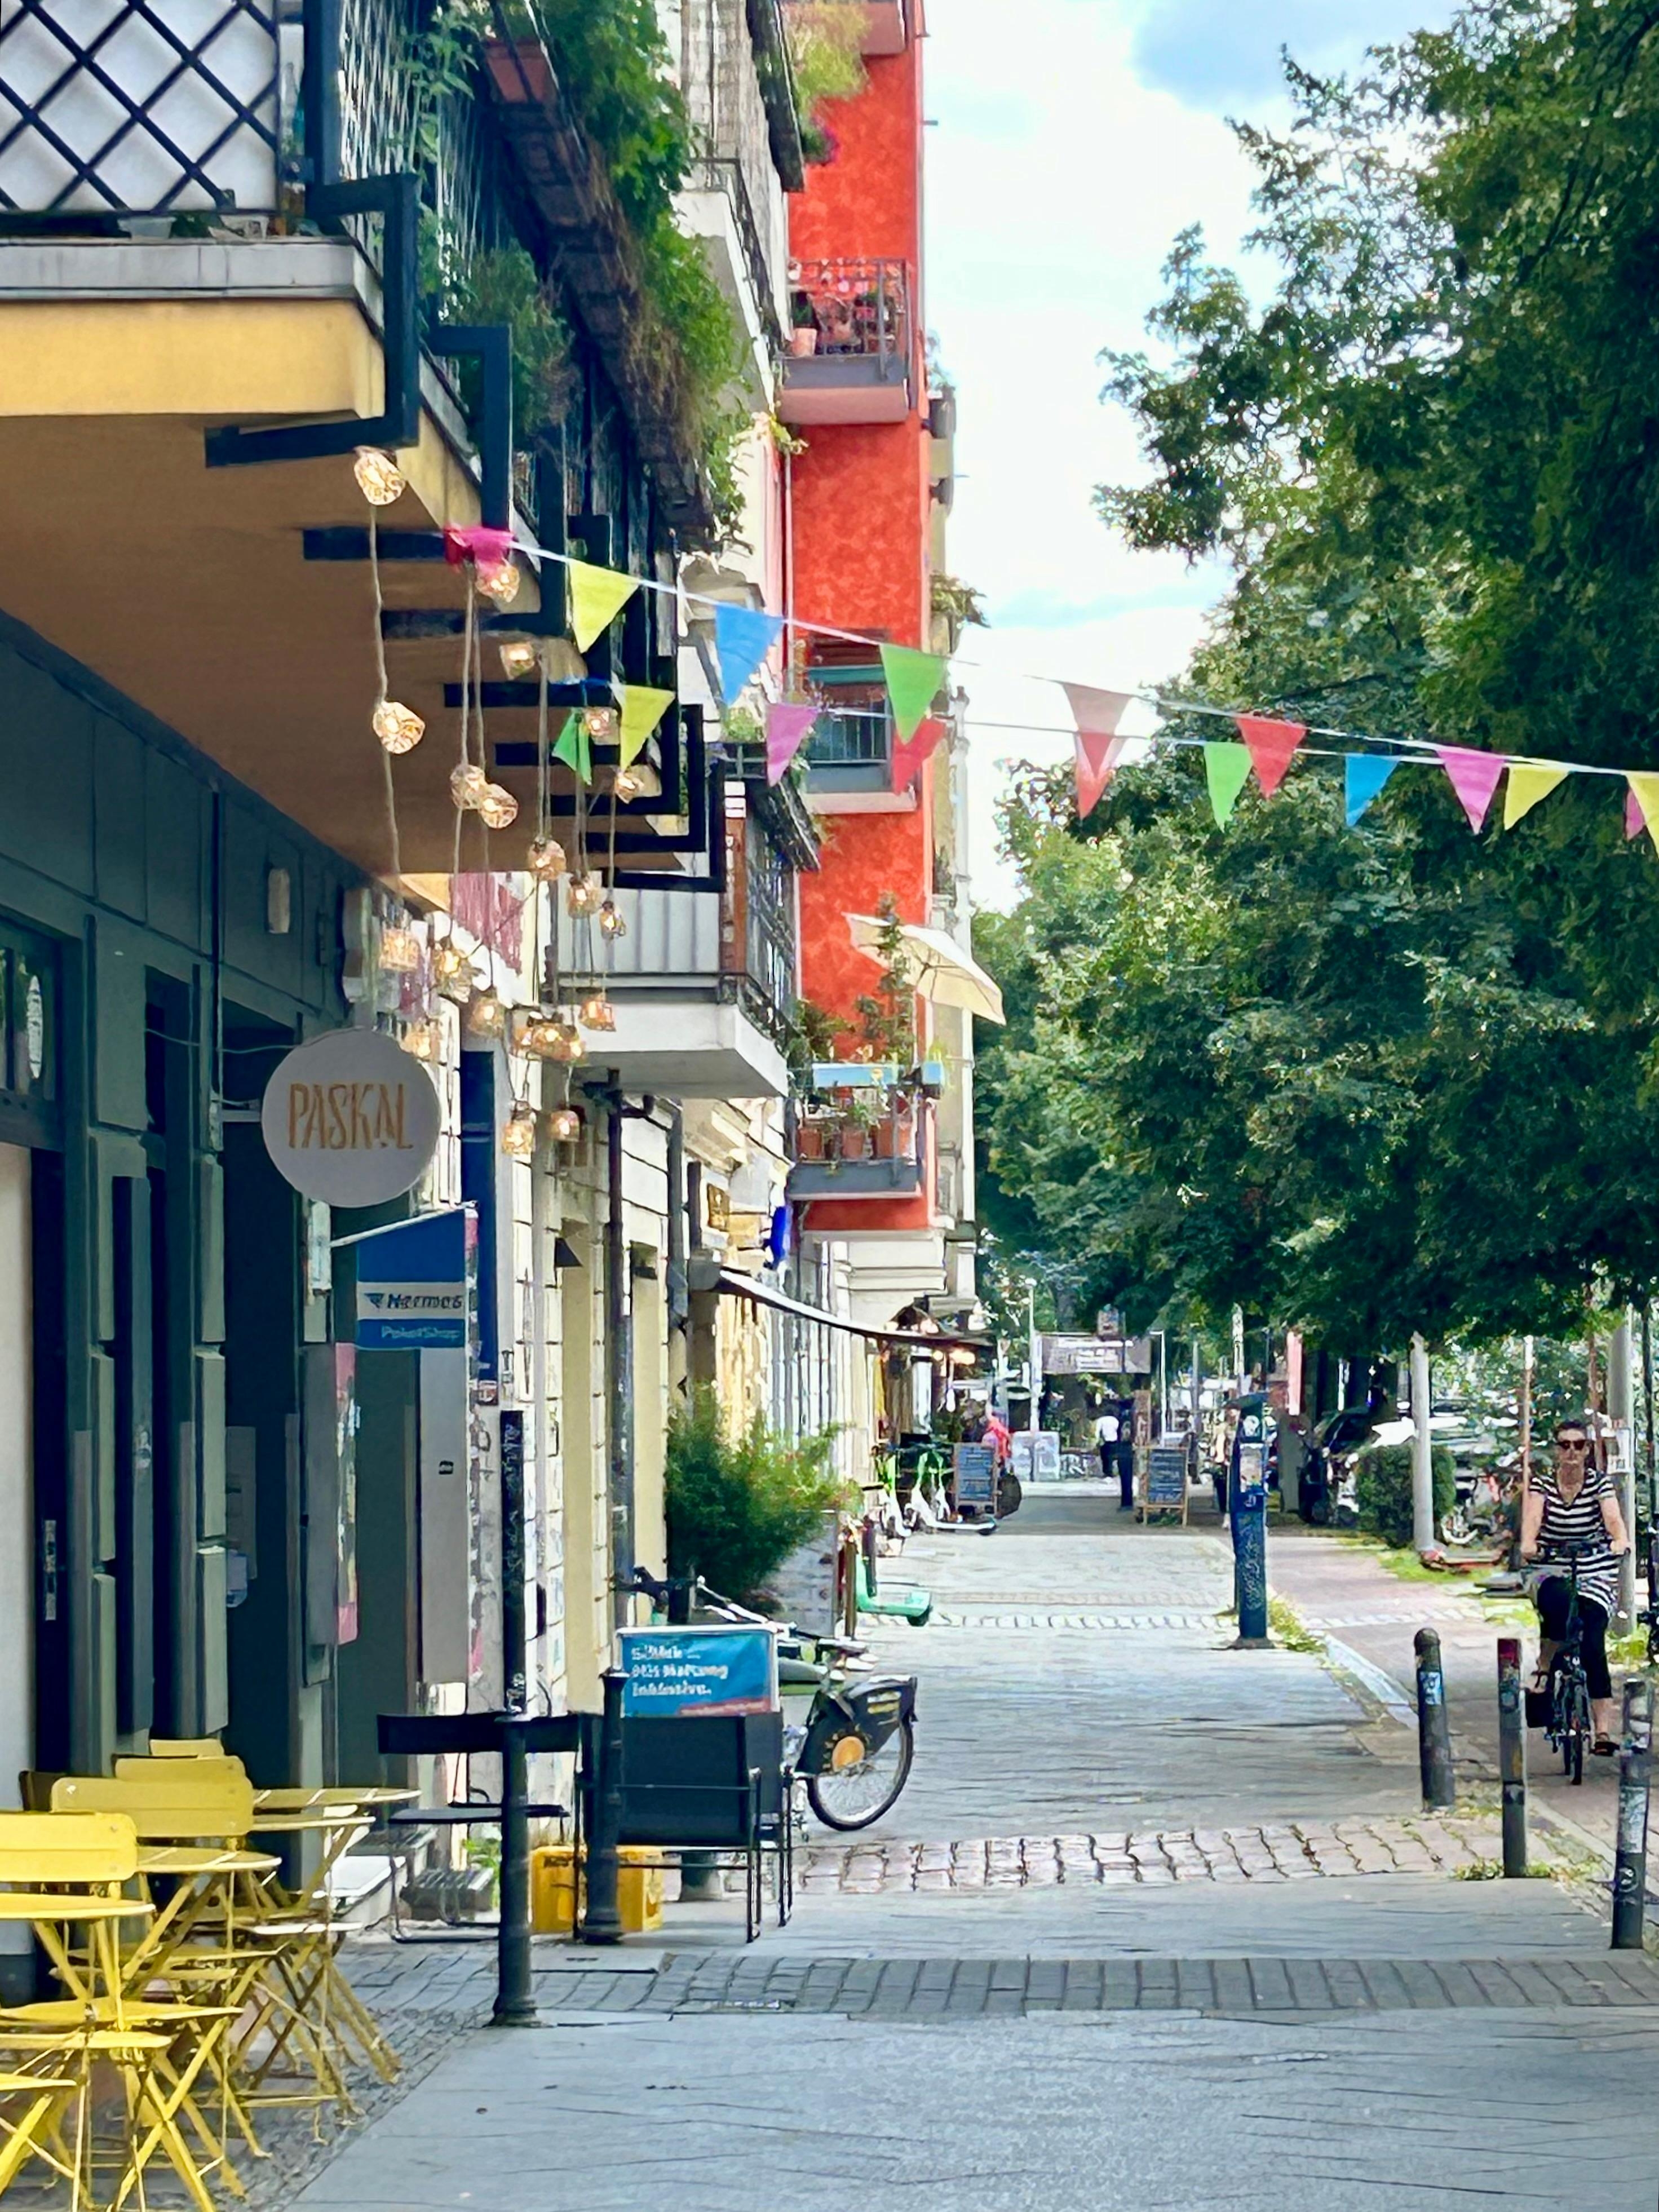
[567, 560, 638, 652]
[1627, 772, 1659, 855]
[619, 684, 674, 768]
[1501, 762, 1568, 829]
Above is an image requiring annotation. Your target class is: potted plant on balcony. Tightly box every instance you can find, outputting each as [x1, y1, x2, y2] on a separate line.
[871, 1090, 916, 1160]
[832, 1092, 875, 1161]
[794, 1112, 827, 1163]
[790, 295, 819, 356]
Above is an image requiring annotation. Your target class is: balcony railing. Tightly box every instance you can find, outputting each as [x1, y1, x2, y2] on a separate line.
[788, 1089, 926, 1199]
[779, 255, 912, 424]
[0, 0, 283, 217]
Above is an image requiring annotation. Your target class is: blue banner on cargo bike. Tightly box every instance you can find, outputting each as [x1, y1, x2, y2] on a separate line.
[618, 1626, 779, 1716]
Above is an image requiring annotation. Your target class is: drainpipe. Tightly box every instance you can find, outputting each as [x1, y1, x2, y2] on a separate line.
[665, 1105, 688, 1387]
[605, 1075, 633, 1632]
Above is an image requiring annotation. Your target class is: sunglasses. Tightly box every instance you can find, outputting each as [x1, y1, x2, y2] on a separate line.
[1555, 1437, 1590, 1453]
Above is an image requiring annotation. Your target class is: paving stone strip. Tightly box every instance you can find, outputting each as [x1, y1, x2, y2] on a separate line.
[522, 1950, 1659, 2019]
[928, 1609, 1219, 1629]
[799, 1815, 1512, 1891]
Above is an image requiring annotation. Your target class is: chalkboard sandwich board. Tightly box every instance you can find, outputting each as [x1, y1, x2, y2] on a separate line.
[1140, 1444, 1189, 1524]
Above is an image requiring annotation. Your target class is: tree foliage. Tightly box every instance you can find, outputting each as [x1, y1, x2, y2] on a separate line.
[977, 3, 1659, 1356]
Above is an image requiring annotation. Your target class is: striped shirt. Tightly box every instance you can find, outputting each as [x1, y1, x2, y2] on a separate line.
[1529, 1462, 1620, 1615]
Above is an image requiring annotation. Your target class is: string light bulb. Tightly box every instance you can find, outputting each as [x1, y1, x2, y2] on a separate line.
[373, 699, 424, 754]
[434, 940, 474, 999]
[450, 762, 489, 811]
[598, 899, 627, 940]
[497, 639, 539, 679]
[501, 1101, 537, 1160]
[527, 836, 568, 882]
[518, 1013, 565, 1058]
[579, 993, 616, 1032]
[548, 1021, 586, 1061]
[379, 926, 421, 973]
[353, 447, 405, 505]
[477, 784, 519, 830]
[467, 988, 506, 1040]
[402, 1017, 439, 1061]
[583, 706, 617, 741]
[566, 875, 601, 916]
[612, 766, 646, 802]
[548, 1104, 582, 1144]
[477, 559, 520, 607]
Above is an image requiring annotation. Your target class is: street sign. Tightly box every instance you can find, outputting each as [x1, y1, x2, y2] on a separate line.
[1042, 1333, 1154, 1375]
[353, 1209, 472, 1350]
[262, 1027, 440, 1206]
[618, 1626, 779, 1716]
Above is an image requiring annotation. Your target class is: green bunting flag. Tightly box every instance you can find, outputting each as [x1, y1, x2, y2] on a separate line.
[1204, 741, 1253, 826]
[880, 643, 947, 742]
[550, 709, 590, 785]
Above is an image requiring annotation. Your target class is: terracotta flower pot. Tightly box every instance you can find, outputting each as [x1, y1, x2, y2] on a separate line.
[790, 326, 819, 357]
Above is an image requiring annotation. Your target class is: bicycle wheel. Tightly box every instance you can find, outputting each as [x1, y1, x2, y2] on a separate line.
[1561, 1682, 1588, 1784]
[806, 1716, 915, 1831]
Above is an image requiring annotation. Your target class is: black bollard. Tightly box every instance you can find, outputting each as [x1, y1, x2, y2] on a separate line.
[579, 1667, 626, 1944]
[1414, 1627, 1456, 1810]
[1497, 1636, 1527, 1877]
[1612, 1675, 1653, 1950]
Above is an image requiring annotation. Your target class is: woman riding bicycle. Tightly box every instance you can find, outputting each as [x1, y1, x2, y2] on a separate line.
[1520, 1419, 1629, 1755]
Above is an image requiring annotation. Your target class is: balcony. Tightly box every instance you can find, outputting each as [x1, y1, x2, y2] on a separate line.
[788, 1083, 927, 1199]
[778, 258, 912, 425]
[551, 806, 800, 1099]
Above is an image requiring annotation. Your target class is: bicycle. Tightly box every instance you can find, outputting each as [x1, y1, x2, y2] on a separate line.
[1533, 1542, 1596, 1786]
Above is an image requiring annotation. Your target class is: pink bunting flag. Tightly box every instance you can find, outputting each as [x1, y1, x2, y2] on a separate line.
[765, 701, 816, 786]
[1074, 731, 1125, 818]
[1236, 714, 1306, 797]
[890, 716, 947, 794]
[1629, 786, 1645, 841]
[1062, 686, 1132, 818]
[443, 524, 515, 570]
[1435, 745, 1506, 833]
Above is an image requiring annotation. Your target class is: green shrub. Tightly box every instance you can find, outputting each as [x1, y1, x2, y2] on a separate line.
[665, 1392, 843, 1603]
[1353, 1443, 1456, 1549]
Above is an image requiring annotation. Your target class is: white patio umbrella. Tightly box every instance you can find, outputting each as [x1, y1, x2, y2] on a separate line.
[847, 914, 1006, 1024]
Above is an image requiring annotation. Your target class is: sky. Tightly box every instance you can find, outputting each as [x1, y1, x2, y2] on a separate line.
[923, 0, 1452, 909]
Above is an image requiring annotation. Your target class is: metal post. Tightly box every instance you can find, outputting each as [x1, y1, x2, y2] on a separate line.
[579, 1667, 626, 1944]
[1612, 1674, 1653, 1950]
[1410, 1333, 1435, 1555]
[492, 1409, 536, 2025]
[1497, 1635, 1527, 1878]
[1229, 1397, 1270, 1647]
[1414, 1627, 1456, 1810]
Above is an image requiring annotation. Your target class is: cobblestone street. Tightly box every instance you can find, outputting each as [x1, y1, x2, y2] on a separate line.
[286, 1490, 1659, 2211]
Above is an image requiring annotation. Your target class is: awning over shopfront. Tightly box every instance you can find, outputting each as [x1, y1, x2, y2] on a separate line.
[846, 915, 1006, 1024]
[696, 1259, 988, 1352]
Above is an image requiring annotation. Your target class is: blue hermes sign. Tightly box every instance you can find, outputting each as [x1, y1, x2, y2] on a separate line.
[619, 1626, 780, 1716]
[353, 1209, 471, 1350]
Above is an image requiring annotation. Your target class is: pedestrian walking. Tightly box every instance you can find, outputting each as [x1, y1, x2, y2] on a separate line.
[1112, 1395, 1136, 1512]
[1093, 1401, 1120, 1488]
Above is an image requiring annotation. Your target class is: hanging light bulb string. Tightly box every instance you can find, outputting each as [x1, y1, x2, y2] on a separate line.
[473, 571, 492, 871]
[368, 514, 404, 880]
[454, 571, 476, 879]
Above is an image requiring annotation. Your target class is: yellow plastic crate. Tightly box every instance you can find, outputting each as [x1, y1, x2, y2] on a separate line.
[530, 1843, 663, 1935]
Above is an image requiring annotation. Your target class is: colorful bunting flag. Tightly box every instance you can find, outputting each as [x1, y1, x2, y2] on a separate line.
[551, 709, 590, 785]
[881, 644, 948, 742]
[890, 716, 947, 794]
[1074, 731, 1125, 818]
[1629, 782, 1648, 841]
[714, 604, 783, 705]
[1204, 742, 1253, 827]
[1061, 684, 1133, 738]
[1501, 762, 1568, 829]
[568, 560, 638, 653]
[619, 684, 674, 768]
[1236, 714, 1306, 797]
[1627, 773, 1659, 854]
[1435, 745, 1506, 833]
[1344, 754, 1401, 826]
[766, 702, 816, 786]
